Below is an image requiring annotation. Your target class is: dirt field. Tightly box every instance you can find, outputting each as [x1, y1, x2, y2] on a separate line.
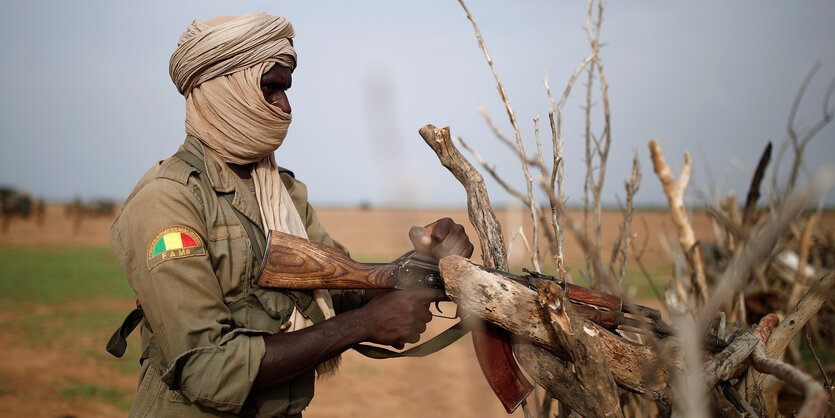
[0, 204, 832, 417]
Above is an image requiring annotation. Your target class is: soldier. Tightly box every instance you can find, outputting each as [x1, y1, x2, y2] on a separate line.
[109, 12, 473, 417]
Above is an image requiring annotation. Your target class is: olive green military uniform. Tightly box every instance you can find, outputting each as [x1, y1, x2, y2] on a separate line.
[111, 136, 363, 417]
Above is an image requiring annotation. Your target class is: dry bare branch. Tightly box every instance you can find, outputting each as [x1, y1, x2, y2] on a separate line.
[419, 125, 507, 270]
[649, 138, 709, 307]
[751, 314, 828, 418]
[804, 329, 833, 402]
[764, 271, 835, 368]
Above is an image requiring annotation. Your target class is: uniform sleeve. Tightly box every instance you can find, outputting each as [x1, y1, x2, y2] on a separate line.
[281, 173, 365, 313]
[110, 178, 265, 413]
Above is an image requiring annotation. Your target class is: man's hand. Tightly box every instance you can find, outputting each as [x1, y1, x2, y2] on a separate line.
[360, 288, 443, 349]
[408, 217, 474, 262]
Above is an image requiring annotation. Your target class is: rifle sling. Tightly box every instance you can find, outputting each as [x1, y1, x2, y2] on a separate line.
[106, 305, 144, 358]
[352, 319, 469, 358]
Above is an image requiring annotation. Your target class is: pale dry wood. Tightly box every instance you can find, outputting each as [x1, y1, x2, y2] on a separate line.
[648, 138, 709, 307]
[439, 255, 683, 403]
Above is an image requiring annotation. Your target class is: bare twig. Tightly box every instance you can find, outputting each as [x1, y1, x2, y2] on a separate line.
[454, 136, 528, 203]
[581, 0, 613, 286]
[610, 151, 641, 286]
[477, 106, 541, 168]
[742, 142, 773, 230]
[804, 328, 833, 401]
[546, 112, 565, 271]
[786, 62, 835, 193]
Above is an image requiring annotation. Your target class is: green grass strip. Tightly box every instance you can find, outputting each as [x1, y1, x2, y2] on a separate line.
[0, 246, 134, 308]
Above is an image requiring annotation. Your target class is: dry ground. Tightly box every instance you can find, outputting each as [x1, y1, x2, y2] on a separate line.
[0, 204, 832, 417]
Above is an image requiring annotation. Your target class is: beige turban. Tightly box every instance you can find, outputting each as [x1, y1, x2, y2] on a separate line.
[169, 13, 339, 376]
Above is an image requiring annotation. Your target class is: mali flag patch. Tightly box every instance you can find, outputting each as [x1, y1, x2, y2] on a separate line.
[147, 225, 206, 270]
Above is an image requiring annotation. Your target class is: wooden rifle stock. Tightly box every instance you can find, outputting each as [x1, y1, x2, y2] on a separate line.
[258, 230, 400, 289]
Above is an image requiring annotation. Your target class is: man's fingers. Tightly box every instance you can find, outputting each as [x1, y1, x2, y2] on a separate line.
[409, 225, 432, 251]
[462, 241, 474, 257]
[410, 288, 446, 304]
[428, 217, 454, 243]
[416, 307, 432, 323]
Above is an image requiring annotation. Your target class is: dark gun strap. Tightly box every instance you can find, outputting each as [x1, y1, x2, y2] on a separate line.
[106, 305, 144, 358]
[353, 319, 469, 358]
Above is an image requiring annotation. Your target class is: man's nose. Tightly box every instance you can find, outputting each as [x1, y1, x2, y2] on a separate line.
[269, 92, 291, 114]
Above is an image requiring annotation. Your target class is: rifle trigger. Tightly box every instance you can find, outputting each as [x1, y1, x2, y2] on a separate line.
[432, 301, 459, 319]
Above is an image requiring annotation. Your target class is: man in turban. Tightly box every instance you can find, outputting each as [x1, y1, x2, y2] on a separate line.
[109, 12, 473, 417]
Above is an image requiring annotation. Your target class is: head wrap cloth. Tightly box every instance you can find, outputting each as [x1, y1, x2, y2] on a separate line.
[169, 13, 338, 376]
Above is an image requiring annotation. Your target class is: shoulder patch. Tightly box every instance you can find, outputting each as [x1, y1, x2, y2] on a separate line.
[147, 225, 206, 270]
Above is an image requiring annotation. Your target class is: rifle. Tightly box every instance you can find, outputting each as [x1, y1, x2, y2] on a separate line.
[256, 230, 672, 411]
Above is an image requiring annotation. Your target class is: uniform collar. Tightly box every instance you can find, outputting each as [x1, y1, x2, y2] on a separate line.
[182, 135, 237, 193]
[180, 136, 265, 231]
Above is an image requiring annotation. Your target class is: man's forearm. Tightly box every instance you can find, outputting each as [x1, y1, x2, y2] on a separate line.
[254, 308, 369, 389]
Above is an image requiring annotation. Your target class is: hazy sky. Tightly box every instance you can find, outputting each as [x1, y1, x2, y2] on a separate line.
[1, 1, 833, 208]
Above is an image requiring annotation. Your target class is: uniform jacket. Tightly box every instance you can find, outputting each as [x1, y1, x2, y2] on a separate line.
[111, 136, 362, 417]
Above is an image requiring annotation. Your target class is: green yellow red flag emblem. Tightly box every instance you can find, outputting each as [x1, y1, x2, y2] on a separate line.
[147, 225, 205, 269]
